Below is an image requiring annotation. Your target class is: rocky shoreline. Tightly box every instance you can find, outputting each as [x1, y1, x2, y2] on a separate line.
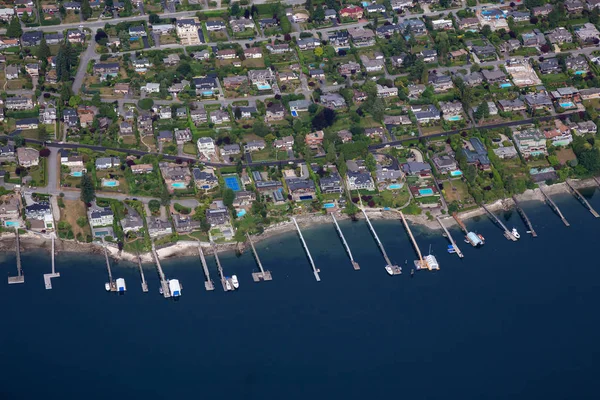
[2, 178, 596, 263]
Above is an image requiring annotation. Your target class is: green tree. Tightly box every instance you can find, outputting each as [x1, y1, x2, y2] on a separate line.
[148, 199, 161, 214]
[222, 188, 235, 208]
[236, 159, 243, 174]
[6, 17, 22, 39]
[14, 135, 25, 148]
[92, 92, 102, 107]
[314, 46, 324, 57]
[82, 0, 93, 20]
[80, 173, 96, 204]
[365, 153, 376, 173]
[138, 98, 154, 110]
[37, 37, 51, 62]
[253, 120, 270, 137]
[234, 106, 242, 119]
[326, 143, 337, 163]
[123, 0, 133, 14]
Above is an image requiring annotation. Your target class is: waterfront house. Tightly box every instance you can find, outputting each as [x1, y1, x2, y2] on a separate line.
[461, 138, 491, 170]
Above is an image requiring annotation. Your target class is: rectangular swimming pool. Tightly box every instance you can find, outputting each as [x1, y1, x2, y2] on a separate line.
[102, 180, 118, 187]
[419, 188, 434, 196]
[500, 83, 512, 88]
[72, 171, 83, 177]
[224, 175, 241, 191]
[560, 102, 575, 108]
[237, 209, 247, 217]
[448, 115, 461, 121]
[450, 170, 463, 177]
[257, 84, 271, 90]
[323, 203, 335, 209]
[5, 221, 19, 227]
[388, 183, 403, 190]
[291, 110, 298, 117]
[171, 182, 186, 189]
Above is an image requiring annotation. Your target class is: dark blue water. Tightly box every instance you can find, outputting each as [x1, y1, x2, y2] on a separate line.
[2, 191, 600, 399]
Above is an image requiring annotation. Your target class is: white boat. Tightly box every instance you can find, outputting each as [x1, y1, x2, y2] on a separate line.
[385, 266, 394, 276]
[225, 280, 233, 291]
[169, 279, 182, 297]
[104, 282, 111, 291]
[231, 275, 239, 289]
[512, 227, 520, 239]
[116, 278, 126, 292]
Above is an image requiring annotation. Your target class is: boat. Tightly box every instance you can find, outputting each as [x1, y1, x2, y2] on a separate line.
[231, 275, 239, 289]
[512, 227, 520, 239]
[447, 244, 456, 254]
[225, 280, 233, 290]
[477, 234, 486, 244]
[104, 282, 111, 291]
[385, 266, 394, 276]
[410, 269, 414, 278]
[116, 278, 126, 293]
[159, 287, 163, 295]
[169, 279, 182, 297]
[465, 232, 483, 247]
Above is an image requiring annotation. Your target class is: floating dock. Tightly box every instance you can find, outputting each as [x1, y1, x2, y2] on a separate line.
[43, 236, 60, 289]
[292, 217, 321, 281]
[480, 204, 517, 241]
[102, 240, 117, 291]
[512, 196, 537, 237]
[136, 253, 148, 293]
[8, 229, 24, 284]
[436, 216, 464, 258]
[331, 214, 359, 270]
[151, 243, 171, 298]
[362, 210, 400, 274]
[247, 233, 272, 282]
[565, 180, 599, 218]
[539, 187, 570, 226]
[197, 245, 215, 290]
[212, 242, 234, 291]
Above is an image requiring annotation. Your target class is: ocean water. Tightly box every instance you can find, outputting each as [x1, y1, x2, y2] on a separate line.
[2, 191, 600, 399]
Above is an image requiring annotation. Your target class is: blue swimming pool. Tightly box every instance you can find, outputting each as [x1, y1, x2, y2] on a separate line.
[202, 91, 213, 96]
[560, 102, 575, 108]
[323, 203, 335, 209]
[388, 183, 403, 190]
[448, 116, 461, 121]
[575, 70, 586, 75]
[5, 221, 19, 227]
[237, 209, 247, 217]
[361, 1, 369, 6]
[500, 83, 512, 88]
[291, 110, 298, 117]
[72, 171, 83, 177]
[419, 188, 434, 196]
[450, 170, 463, 177]
[171, 182, 186, 189]
[102, 180, 118, 187]
[257, 84, 271, 90]
[224, 175, 241, 191]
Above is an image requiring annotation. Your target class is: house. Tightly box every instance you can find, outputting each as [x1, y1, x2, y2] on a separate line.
[324, 9, 338, 20]
[533, 4, 553, 16]
[289, 99, 312, 114]
[25, 63, 39, 77]
[292, 12, 310, 23]
[175, 128, 192, 144]
[16, 147, 39, 167]
[248, 69, 274, 85]
[21, 31, 42, 46]
[192, 50, 210, 60]
[273, 135, 294, 150]
[337, 130, 353, 143]
[366, 4, 386, 14]
[461, 72, 484, 87]
[67, 29, 85, 44]
[462, 138, 491, 169]
[95, 157, 120, 170]
[429, 73, 454, 92]
[93, 62, 120, 81]
[44, 32, 63, 45]
[481, 69, 507, 84]
[470, 43, 497, 60]
[175, 108, 187, 119]
[259, 18, 278, 29]
[305, 131, 324, 148]
[113, 83, 130, 95]
[158, 130, 172, 142]
[266, 43, 291, 54]
[565, 0, 584, 13]
[391, 0, 413, 11]
[513, 128, 548, 158]
[88, 207, 114, 228]
[244, 47, 262, 59]
[194, 77, 219, 95]
[412, 105, 441, 123]
[230, 18, 254, 33]
[576, 23, 600, 43]
[432, 19, 454, 30]
[16, 118, 39, 130]
[193, 168, 219, 191]
[163, 53, 181, 66]
[439, 101, 463, 121]
[320, 173, 343, 194]
[433, 155, 458, 174]
[151, 24, 175, 34]
[244, 140, 266, 152]
[265, 104, 285, 122]
[39, 104, 57, 124]
[376, 24, 402, 38]
[5, 96, 34, 110]
[347, 171, 375, 191]
[493, 145, 518, 159]
[287, 179, 316, 201]
[159, 106, 172, 119]
[206, 208, 230, 226]
[147, 217, 172, 237]
[566, 55, 589, 72]
[328, 31, 350, 46]
[376, 165, 403, 187]
[547, 27, 573, 44]
[384, 115, 412, 126]
[449, 49, 468, 61]
[210, 109, 230, 124]
[348, 27, 376, 47]
[498, 98, 526, 112]
[236, 106, 257, 119]
[0, 8, 14, 22]
[121, 206, 144, 234]
[197, 137, 216, 157]
[131, 164, 154, 174]
[537, 58, 560, 75]
[220, 144, 241, 156]
[191, 108, 208, 124]
[176, 19, 202, 46]
[256, 180, 283, 193]
[522, 29, 546, 47]
[574, 120, 597, 135]
[340, 6, 363, 19]
[543, 120, 573, 147]
[206, 20, 226, 31]
[297, 37, 321, 50]
[320, 93, 346, 109]
[338, 61, 361, 76]
[140, 82, 159, 94]
[5, 65, 18, 80]
[399, 19, 427, 35]
[223, 76, 246, 90]
[419, 49, 438, 64]
[523, 92, 553, 110]
[0, 144, 15, 158]
[216, 49, 237, 60]
[360, 54, 384, 72]
[117, 121, 133, 136]
[376, 85, 398, 98]
[233, 191, 256, 208]
[579, 87, 600, 100]
[63, 2, 81, 11]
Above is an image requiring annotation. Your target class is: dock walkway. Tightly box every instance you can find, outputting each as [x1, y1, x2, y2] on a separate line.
[399, 211, 424, 268]
[512, 196, 537, 237]
[151, 244, 171, 298]
[246, 233, 272, 282]
[198, 245, 215, 291]
[565, 180, 599, 218]
[362, 210, 400, 274]
[102, 240, 116, 291]
[539, 187, 570, 226]
[292, 217, 321, 282]
[331, 214, 359, 270]
[452, 212, 468, 234]
[43, 236, 60, 289]
[136, 253, 148, 293]
[481, 204, 517, 241]
[212, 242, 234, 291]
[436, 217, 464, 258]
[8, 229, 24, 284]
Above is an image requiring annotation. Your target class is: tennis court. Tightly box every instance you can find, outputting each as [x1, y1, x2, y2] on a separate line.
[224, 175, 241, 191]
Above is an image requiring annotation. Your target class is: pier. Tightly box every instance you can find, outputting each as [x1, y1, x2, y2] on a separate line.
[480, 204, 517, 241]
[136, 253, 148, 293]
[102, 240, 116, 291]
[539, 187, 570, 226]
[436, 216, 464, 258]
[331, 214, 359, 270]
[291, 217, 321, 282]
[594, 176, 600, 188]
[399, 212, 425, 269]
[43, 236, 60, 289]
[212, 242, 234, 291]
[8, 228, 24, 284]
[452, 212, 468, 234]
[361, 210, 400, 274]
[246, 233, 272, 282]
[512, 196, 538, 237]
[151, 243, 171, 298]
[565, 180, 599, 218]
[197, 245, 215, 290]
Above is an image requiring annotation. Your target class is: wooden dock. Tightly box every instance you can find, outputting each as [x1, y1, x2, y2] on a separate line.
[197, 245, 215, 290]
[331, 214, 359, 270]
[151, 243, 171, 298]
[399, 212, 426, 269]
[594, 176, 600, 188]
[246, 233, 272, 282]
[8, 229, 24, 284]
[292, 217, 321, 281]
[512, 196, 537, 237]
[452, 212, 468, 234]
[565, 180, 600, 218]
[480, 204, 517, 241]
[212, 242, 234, 291]
[136, 253, 148, 293]
[436, 216, 464, 258]
[362, 210, 400, 274]
[539, 187, 570, 226]
[102, 240, 116, 291]
[43, 236, 60, 289]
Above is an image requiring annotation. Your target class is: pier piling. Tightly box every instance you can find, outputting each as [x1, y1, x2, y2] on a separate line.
[361, 210, 400, 274]
[43, 236, 60, 289]
[480, 204, 517, 241]
[197, 245, 215, 290]
[292, 217, 321, 282]
[247, 233, 272, 282]
[539, 187, 570, 227]
[565, 180, 599, 218]
[512, 196, 537, 237]
[436, 216, 464, 258]
[331, 214, 359, 270]
[151, 243, 171, 298]
[8, 228, 24, 284]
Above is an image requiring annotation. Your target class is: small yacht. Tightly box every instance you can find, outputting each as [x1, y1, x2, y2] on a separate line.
[104, 282, 111, 291]
[231, 275, 239, 289]
[225, 280, 233, 291]
[512, 227, 520, 239]
[159, 287, 164, 295]
[385, 266, 394, 276]
[410, 269, 414, 278]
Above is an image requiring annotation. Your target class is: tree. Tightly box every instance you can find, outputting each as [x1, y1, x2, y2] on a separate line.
[149, 13, 161, 24]
[6, 17, 22, 39]
[365, 153, 376, 173]
[14, 135, 25, 148]
[231, 3, 241, 16]
[80, 174, 96, 204]
[326, 143, 337, 163]
[312, 107, 336, 130]
[253, 120, 270, 137]
[95, 29, 109, 46]
[236, 159, 243, 174]
[313, 7, 325, 22]
[314, 46, 324, 57]
[92, 92, 102, 107]
[123, 0, 133, 14]
[148, 200, 161, 214]
[68, 95, 82, 108]
[234, 106, 242, 119]
[37, 37, 51, 61]
[138, 98, 154, 110]
[82, 0, 92, 20]
[222, 188, 235, 208]
[481, 25, 492, 38]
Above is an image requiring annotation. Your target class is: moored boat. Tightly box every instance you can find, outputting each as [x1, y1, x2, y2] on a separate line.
[385, 266, 394, 276]
[231, 275, 239, 289]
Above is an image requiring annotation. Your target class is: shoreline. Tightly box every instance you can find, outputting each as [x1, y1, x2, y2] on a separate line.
[2, 178, 597, 263]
